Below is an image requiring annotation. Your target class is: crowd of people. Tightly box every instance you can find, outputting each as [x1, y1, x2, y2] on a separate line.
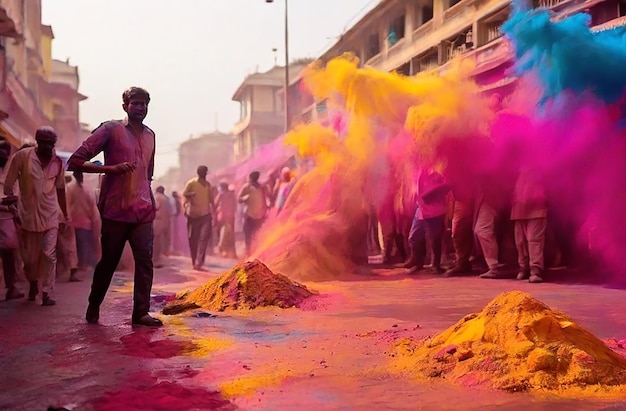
[0, 80, 600, 328]
[0, 85, 298, 329]
[0, 131, 100, 306]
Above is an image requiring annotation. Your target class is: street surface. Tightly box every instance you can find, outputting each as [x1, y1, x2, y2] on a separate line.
[1, 256, 626, 410]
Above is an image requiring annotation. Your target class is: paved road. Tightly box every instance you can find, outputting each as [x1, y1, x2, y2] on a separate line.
[1, 256, 625, 410]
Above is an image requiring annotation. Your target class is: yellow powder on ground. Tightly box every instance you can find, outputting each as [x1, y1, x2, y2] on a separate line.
[391, 291, 626, 397]
[163, 260, 315, 314]
[219, 371, 293, 398]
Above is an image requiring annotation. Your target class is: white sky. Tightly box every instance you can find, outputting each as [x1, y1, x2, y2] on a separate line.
[41, 0, 377, 178]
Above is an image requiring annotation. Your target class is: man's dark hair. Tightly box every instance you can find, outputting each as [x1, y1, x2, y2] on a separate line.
[35, 126, 58, 141]
[197, 165, 208, 174]
[0, 140, 11, 154]
[156, 186, 165, 193]
[123, 87, 151, 105]
[249, 171, 260, 182]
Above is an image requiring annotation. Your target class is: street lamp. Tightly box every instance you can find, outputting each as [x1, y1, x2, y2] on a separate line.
[266, 0, 290, 135]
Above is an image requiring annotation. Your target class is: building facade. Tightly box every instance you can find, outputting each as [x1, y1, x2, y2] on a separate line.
[289, 0, 626, 123]
[231, 66, 286, 161]
[46, 58, 87, 151]
[178, 131, 234, 180]
[0, 0, 86, 150]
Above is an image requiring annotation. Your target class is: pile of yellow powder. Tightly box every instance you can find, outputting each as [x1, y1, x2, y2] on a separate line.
[163, 260, 315, 314]
[392, 291, 626, 396]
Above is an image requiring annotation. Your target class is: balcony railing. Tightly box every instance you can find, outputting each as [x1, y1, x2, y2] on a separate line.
[413, 20, 434, 39]
[486, 25, 503, 43]
[533, 0, 572, 9]
[444, 1, 468, 21]
[419, 60, 440, 72]
[592, 15, 626, 32]
[387, 38, 406, 59]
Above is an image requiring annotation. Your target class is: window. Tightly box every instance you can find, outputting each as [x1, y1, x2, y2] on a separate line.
[442, 30, 471, 63]
[589, 0, 623, 25]
[388, 14, 406, 47]
[412, 49, 439, 73]
[477, 7, 509, 46]
[365, 32, 380, 60]
[414, 1, 434, 28]
[423, 5, 434, 23]
[394, 62, 411, 76]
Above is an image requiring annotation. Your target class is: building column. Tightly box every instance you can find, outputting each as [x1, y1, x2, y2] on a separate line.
[433, 0, 445, 29]
[406, 3, 415, 42]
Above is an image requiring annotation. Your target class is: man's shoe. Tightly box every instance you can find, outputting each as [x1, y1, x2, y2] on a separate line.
[41, 292, 56, 306]
[405, 265, 424, 275]
[69, 271, 82, 282]
[431, 266, 445, 275]
[86, 305, 100, 324]
[402, 259, 418, 269]
[5, 288, 25, 300]
[529, 273, 543, 283]
[478, 269, 501, 279]
[516, 270, 530, 280]
[443, 263, 472, 277]
[28, 281, 38, 301]
[132, 314, 163, 327]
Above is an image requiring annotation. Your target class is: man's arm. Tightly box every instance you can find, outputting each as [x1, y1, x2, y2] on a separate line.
[55, 160, 68, 219]
[68, 122, 135, 175]
[237, 184, 249, 203]
[3, 151, 22, 196]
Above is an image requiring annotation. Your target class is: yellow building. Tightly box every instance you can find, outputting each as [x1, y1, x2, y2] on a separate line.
[0, 1, 86, 150]
[292, 0, 626, 122]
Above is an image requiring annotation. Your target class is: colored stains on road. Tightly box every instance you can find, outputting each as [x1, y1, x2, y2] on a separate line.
[92, 381, 235, 411]
[118, 330, 196, 359]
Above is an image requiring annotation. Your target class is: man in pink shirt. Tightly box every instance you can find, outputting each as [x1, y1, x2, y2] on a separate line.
[214, 181, 237, 258]
[404, 168, 450, 274]
[67, 170, 99, 272]
[69, 87, 161, 327]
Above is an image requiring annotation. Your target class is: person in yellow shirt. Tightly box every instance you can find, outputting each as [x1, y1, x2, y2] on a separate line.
[182, 165, 213, 270]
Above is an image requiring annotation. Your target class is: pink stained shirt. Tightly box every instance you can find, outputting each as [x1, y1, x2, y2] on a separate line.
[215, 190, 236, 224]
[69, 119, 156, 223]
[416, 169, 449, 220]
[510, 167, 548, 221]
[67, 180, 98, 230]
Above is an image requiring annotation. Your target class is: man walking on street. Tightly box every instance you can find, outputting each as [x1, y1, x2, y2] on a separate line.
[153, 186, 172, 267]
[0, 140, 24, 300]
[238, 171, 268, 255]
[68, 87, 162, 327]
[67, 170, 99, 273]
[4, 127, 68, 306]
[182, 166, 213, 271]
[214, 181, 237, 258]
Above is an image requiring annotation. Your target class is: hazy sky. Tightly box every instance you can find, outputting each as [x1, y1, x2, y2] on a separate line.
[41, 0, 377, 178]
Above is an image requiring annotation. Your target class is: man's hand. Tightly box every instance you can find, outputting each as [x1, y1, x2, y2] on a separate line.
[59, 213, 71, 230]
[7, 204, 18, 217]
[106, 162, 136, 175]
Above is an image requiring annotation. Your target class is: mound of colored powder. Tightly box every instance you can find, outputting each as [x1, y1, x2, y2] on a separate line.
[392, 291, 626, 395]
[163, 260, 315, 314]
